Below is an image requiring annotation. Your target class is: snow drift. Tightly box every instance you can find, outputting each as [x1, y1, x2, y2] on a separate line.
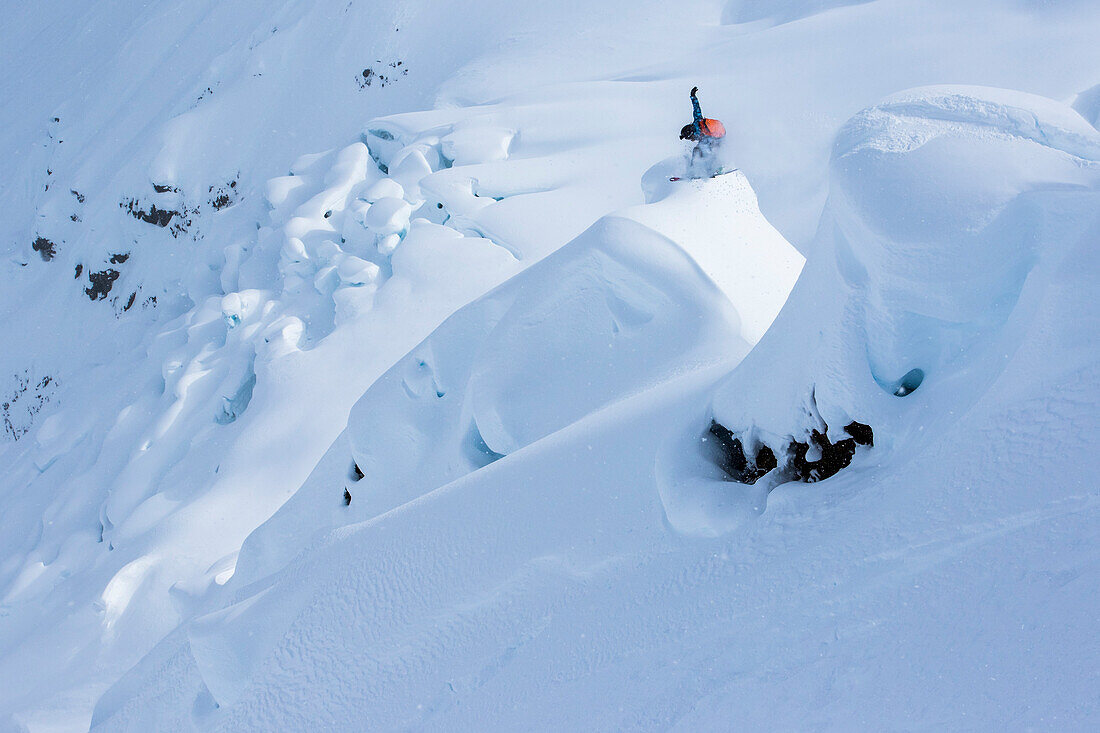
[696, 86, 1100, 509]
[90, 85, 1100, 730]
[88, 170, 802, 727]
[215, 170, 802, 592]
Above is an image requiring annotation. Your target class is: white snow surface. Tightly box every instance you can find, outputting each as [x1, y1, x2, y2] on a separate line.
[1, 1, 1099, 730]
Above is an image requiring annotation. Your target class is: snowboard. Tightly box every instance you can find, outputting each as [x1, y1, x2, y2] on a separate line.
[669, 167, 738, 182]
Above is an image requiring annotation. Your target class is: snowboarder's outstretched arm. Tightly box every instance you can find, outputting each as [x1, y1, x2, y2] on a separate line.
[690, 86, 704, 126]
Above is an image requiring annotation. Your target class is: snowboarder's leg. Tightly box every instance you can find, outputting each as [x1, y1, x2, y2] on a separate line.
[689, 138, 717, 178]
[690, 140, 712, 178]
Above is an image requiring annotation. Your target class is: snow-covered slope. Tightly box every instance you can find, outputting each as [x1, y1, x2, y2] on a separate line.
[87, 81, 1100, 731]
[2, 0, 1100, 730]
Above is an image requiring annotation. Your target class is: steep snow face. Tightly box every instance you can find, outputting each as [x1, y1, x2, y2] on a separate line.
[688, 86, 1100, 528]
[366, 218, 745, 463]
[634, 167, 804, 343]
[224, 173, 801, 591]
[89, 206, 765, 726]
[89, 87, 1100, 730]
[832, 87, 1100, 395]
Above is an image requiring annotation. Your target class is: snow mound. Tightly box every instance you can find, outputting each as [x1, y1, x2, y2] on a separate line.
[629, 167, 804, 343]
[228, 169, 801, 586]
[88, 166, 811, 725]
[350, 215, 746, 514]
[690, 86, 1100, 524]
[441, 125, 515, 166]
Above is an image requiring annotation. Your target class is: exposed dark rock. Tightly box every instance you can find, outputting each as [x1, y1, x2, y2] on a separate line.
[109, 252, 130, 265]
[153, 183, 178, 194]
[32, 236, 57, 261]
[788, 430, 857, 483]
[208, 176, 240, 210]
[344, 488, 353, 506]
[85, 269, 120, 300]
[350, 461, 364, 481]
[755, 444, 778, 475]
[844, 421, 873, 446]
[357, 61, 407, 90]
[709, 416, 873, 488]
[119, 294, 158, 315]
[122, 196, 198, 238]
[74, 264, 83, 279]
[707, 420, 776, 484]
[2, 372, 55, 441]
[122, 198, 175, 227]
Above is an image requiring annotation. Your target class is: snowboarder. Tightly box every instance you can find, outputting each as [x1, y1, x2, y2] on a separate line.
[679, 86, 726, 178]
